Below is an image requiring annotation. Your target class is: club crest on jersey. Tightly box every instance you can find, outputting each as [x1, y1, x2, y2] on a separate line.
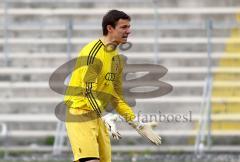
[105, 72, 116, 81]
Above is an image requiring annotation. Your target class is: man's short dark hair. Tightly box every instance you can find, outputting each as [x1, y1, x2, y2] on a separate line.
[102, 9, 131, 36]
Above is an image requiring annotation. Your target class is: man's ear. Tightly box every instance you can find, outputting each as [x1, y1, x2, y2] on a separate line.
[107, 25, 114, 34]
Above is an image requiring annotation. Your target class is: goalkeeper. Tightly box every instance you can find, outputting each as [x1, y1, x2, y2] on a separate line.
[64, 9, 161, 162]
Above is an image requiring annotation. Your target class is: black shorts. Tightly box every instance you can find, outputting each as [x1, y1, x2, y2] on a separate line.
[75, 157, 99, 162]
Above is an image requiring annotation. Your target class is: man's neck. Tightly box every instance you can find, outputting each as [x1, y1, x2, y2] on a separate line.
[100, 36, 119, 46]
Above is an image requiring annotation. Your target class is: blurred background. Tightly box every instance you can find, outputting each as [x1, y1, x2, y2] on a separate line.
[0, 0, 240, 161]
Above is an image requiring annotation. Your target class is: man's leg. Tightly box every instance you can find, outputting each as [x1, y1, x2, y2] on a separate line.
[84, 160, 99, 162]
[74, 117, 111, 162]
[66, 108, 100, 161]
[98, 118, 112, 162]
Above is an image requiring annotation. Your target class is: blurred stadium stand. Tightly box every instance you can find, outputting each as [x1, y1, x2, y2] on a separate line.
[0, 0, 240, 159]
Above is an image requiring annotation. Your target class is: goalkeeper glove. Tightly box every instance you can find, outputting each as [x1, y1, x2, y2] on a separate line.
[128, 120, 161, 145]
[102, 113, 122, 140]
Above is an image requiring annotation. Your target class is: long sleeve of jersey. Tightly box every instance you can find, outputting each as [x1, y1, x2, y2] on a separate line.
[84, 62, 104, 117]
[111, 59, 136, 122]
[64, 40, 104, 117]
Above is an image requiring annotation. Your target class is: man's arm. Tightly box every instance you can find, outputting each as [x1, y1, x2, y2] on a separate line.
[84, 62, 104, 117]
[111, 64, 136, 122]
[64, 49, 104, 117]
[111, 57, 161, 145]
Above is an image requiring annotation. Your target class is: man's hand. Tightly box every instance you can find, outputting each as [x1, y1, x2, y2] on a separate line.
[129, 120, 161, 145]
[102, 113, 122, 140]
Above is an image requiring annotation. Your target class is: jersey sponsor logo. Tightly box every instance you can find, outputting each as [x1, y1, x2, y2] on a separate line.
[105, 72, 116, 81]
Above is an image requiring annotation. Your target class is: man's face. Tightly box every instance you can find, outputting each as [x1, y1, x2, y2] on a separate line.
[107, 19, 131, 44]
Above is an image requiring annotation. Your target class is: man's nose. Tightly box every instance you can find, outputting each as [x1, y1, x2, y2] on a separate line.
[126, 28, 131, 34]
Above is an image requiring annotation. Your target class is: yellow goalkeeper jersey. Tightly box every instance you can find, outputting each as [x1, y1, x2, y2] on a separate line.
[64, 39, 135, 121]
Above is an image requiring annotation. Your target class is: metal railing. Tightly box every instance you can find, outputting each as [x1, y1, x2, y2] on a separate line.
[3, 0, 10, 66]
[194, 20, 213, 156]
[52, 20, 73, 155]
[0, 122, 8, 159]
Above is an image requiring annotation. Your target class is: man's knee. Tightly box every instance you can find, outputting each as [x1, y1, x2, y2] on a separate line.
[85, 160, 99, 162]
